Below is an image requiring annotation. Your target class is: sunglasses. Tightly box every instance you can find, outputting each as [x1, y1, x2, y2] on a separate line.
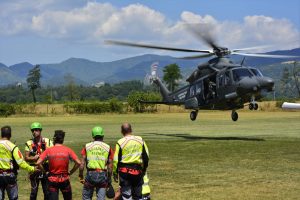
[31, 128, 41, 132]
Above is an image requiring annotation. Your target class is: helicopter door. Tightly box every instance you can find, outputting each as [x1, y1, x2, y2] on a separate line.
[204, 76, 216, 102]
[185, 84, 198, 109]
[216, 72, 226, 98]
[217, 70, 235, 99]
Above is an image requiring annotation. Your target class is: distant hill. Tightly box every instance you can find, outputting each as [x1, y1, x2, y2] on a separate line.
[9, 62, 33, 78]
[0, 63, 23, 86]
[0, 48, 299, 86]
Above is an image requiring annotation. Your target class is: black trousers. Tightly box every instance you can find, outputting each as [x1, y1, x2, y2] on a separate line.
[29, 172, 48, 200]
[119, 172, 143, 200]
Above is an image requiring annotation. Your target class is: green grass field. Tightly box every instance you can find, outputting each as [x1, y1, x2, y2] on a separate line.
[1, 110, 300, 199]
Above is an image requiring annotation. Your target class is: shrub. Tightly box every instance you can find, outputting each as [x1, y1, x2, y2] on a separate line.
[0, 103, 16, 117]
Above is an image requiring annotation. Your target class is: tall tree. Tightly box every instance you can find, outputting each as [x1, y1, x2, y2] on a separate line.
[279, 66, 291, 97]
[64, 73, 79, 101]
[163, 63, 182, 92]
[27, 65, 41, 103]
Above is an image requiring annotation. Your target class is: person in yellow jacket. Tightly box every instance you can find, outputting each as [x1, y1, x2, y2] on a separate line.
[0, 125, 38, 200]
[113, 123, 149, 200]
[24, 122, 53, 200]
[79, 126, 113, 200]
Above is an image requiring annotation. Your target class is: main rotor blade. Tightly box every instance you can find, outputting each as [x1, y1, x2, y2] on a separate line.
[232, 52, 299, 58]
[105, 40, 212, 53]
[184, 23, 219, 49]
[232, 45, 274, 52]
[178, 53, 215, 59]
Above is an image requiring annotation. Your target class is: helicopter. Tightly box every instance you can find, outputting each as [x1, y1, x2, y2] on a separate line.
[105, 26, 298, 121]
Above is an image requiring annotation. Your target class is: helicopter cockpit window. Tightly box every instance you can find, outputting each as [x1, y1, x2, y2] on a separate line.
[250, 68, 263, 77]
[232, 68, 253, 82]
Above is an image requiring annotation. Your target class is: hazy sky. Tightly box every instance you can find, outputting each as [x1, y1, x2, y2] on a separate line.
[0, 0, 299, 66]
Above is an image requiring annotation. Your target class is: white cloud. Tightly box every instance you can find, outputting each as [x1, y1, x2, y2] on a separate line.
[0, 1, 299, 53]
[97, 4, 167, 41]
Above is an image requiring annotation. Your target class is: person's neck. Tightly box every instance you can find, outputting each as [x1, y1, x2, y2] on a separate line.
[0, 137, 9, 140]
[34, 136, 42, 143]
[54, 143, 63, 146]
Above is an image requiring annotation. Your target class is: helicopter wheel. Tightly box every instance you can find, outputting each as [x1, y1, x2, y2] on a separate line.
[249, 103, 254, 110]
[190, 110, 198, 121]
[254, 103, 258, 110]
[231, 111, 238, 121]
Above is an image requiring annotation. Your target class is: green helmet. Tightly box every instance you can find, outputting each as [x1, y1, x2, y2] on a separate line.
[30, 122, 42, 130]
[92, 126, 104, 137]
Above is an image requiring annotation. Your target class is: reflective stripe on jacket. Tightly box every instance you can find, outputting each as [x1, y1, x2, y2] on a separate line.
[0, 140, 34, 173]
[113, 135, 149, 175]
[86, 141, 110, 170]
[25, 137, 53, 165]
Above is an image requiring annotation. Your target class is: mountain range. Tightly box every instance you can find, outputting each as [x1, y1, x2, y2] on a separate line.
[0, 48, 299, 86]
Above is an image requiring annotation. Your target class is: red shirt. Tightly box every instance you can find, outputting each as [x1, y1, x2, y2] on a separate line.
[39, 144, 78, 175]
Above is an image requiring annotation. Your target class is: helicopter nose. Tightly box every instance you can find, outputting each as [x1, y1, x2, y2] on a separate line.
[236, 77, 259, 94]
[257, 77, 275, 91]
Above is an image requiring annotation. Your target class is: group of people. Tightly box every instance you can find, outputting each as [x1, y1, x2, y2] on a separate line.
[0, 122, 150, 200]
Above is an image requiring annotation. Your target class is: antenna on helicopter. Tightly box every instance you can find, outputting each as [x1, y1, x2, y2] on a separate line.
[241, 57, 246, 66]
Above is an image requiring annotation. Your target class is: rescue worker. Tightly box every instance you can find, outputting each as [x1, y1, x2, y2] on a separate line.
[114, 173, 151, 200]
[79, 126, 113, 200]
[36, 130, 81, 200]
[0, 125, 38, 200]
[113, 123, 149, 200]
[24, 122, 53, 200]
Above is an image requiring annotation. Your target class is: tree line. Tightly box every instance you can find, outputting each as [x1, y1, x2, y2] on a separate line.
[1, 62, 299, 105]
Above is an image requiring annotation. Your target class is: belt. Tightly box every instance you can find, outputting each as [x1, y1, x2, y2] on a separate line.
[119, 167, 142, 175]
[87, 169, 107, 172]
[0, 169, 13, 174]
[49, 173, 69, 177]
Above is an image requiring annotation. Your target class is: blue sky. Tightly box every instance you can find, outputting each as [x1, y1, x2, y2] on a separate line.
[0, 0, 299, 66]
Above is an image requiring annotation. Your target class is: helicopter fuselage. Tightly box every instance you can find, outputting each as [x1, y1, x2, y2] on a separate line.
[151, 63, 274, 121]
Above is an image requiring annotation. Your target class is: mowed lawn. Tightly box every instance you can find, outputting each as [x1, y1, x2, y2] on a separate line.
[1, 110, 300, 199]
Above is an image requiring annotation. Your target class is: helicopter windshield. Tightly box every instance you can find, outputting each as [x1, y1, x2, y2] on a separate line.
[249, 68, 263, 77]
[232, 68, 253, 82]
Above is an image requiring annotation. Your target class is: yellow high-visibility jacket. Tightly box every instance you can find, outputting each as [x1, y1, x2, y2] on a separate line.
[25, 137, 53, 165]
[0, 139, 34, 173]
[113, 135, 149, 175]
[142, 173, 151, 195]
[85, 141, 110, 170]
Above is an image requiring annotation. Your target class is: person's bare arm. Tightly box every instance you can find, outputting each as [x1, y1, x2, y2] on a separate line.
[24, 151, 39, 162]
[79, 155, 86, 181]
[36, 158, 45, 172]
[69, 158, 81, 176]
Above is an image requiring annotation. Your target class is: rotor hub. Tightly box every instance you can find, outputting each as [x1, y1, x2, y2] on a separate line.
[214, 47, 231, 57]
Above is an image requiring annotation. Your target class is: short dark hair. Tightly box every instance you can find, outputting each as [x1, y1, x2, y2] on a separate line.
[53, 130, 65, 144]
[94, 135, 104, 141]
[1, 126, 11, 138]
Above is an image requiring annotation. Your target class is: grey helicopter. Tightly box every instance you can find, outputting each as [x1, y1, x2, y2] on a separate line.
[105, 26, 297, 121]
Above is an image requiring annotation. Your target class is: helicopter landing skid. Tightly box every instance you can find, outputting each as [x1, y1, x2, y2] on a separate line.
[190, 110, 198, 121]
